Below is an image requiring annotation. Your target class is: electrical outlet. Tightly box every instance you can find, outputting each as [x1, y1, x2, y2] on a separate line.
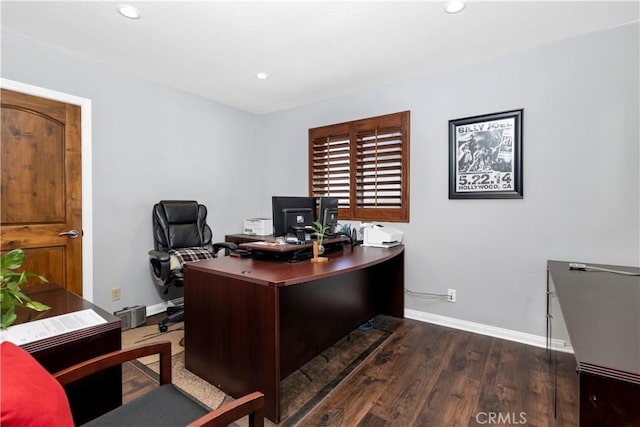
[447, 288, 456, 303]
[111, 287, 121, 301]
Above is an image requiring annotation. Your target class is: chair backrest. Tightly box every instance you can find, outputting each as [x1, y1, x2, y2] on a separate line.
[152, 200, 212, 252]
[1, 342, 74, 427]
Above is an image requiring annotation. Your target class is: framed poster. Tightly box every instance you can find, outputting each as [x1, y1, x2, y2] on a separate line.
[449, 109, 523, 199]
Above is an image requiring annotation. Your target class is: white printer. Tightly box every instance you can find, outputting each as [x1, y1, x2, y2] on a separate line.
[362, 224, 403, 248]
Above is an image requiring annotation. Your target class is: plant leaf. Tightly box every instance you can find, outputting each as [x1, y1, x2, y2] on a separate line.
[23, 300, 51, 312]
[1, 306, 17, 329]
[0, 249, 25, 271]
[7, 288, 28, 303]
[24, 272, 48, 283]
[1, 248, 52, 322]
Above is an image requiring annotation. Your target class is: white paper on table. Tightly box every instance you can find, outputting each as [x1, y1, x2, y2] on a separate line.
[0, 309, 108, 346]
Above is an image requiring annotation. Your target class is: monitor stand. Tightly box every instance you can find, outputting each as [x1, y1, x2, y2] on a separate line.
[290, 227, 311, 243]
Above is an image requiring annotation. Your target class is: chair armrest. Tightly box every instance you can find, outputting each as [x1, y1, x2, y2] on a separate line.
[54, 342, 173, 386]
[212, 242, 238, 255]
[187, 391, 264, 427]
[149, 249, 170, 263]
[53, 341, 264, 427]
[149, 250, 172, 284]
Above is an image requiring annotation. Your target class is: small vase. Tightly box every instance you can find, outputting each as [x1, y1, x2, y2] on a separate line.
[311, 241, 328, 263]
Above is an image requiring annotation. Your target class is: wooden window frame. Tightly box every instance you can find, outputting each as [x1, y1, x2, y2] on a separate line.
[309, 111, 410, 222]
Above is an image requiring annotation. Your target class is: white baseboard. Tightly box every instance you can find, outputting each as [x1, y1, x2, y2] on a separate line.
[146, 298, 183, 317]
[404, 309, 574, 353]
[143, 303, 573, 353]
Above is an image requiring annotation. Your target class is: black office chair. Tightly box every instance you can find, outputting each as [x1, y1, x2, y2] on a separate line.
[148, 200, 237, 332]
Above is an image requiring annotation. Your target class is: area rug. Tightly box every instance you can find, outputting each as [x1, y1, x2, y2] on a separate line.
[122, 318, 391, 426]
[122, 321, 226, 410]
[121, 322, 185, 364]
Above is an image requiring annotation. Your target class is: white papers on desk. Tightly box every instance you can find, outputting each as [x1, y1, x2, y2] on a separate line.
[0, 309, 107, 346]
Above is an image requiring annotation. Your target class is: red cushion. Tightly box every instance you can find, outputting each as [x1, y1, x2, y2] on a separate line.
[1, 341, 74, 427]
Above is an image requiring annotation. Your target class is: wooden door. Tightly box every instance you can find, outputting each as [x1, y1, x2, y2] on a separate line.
[1, 89, 82, 295]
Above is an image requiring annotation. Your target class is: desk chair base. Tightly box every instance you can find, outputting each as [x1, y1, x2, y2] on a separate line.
[158, 307, 184, 332]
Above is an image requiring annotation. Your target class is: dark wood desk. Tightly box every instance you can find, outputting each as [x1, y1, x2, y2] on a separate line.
[184, 245, 404, 422]
[547, 260, 640, 426]
[16, 283, 122, 425]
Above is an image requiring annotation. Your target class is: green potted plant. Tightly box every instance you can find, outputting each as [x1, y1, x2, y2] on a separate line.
[310, 221, 330, 263]
[1, 249, 51, 329]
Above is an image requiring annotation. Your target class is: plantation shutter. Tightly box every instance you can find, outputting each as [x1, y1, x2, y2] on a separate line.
[309, 111, 410, 222]
[309, 127, 351, 210]
[354, 113, 408, 221]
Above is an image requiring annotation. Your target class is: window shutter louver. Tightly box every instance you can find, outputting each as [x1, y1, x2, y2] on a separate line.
[310, 133, 351, 209]
[309, 111, 409, 222]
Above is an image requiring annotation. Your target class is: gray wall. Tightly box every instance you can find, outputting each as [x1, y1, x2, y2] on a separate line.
[2, 21, 638, 337]
[258, 22, 640, 336]
[1, 30, 267, 312]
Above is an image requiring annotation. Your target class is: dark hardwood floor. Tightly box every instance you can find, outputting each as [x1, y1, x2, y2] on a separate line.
[122, 316, 579, 426]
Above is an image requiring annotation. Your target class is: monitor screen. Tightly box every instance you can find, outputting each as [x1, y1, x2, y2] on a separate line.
[272, 196, 317, 237]
[318, 197, 339, 234]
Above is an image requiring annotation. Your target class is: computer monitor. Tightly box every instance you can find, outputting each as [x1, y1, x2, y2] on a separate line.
[271, 196, 317, 237]
[318, 196, 339, 234]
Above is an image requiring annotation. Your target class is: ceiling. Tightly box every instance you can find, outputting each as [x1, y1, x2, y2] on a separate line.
[2, 1, 638, 114]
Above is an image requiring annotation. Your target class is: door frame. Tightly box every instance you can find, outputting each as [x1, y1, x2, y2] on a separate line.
[1, 78, 94, 301]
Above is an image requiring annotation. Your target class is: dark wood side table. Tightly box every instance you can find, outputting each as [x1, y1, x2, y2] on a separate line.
[15, 283, 122, 425]
[547, 260, 640, 426]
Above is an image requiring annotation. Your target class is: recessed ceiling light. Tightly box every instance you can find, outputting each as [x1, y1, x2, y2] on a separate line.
[444, 0, 466, 14]
[117, 4, 141, 20]
[256, 72, 270, 80]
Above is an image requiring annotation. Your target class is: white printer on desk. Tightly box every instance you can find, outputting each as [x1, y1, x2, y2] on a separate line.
[362, 224, 403, 248]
